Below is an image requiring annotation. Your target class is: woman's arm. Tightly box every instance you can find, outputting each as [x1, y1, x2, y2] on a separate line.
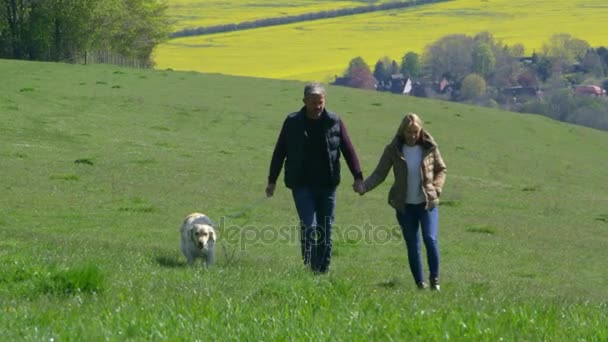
[432, 147, 447, 196]
[362, 145, 393, 193]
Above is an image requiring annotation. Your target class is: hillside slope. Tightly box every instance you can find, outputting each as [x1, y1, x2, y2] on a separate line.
[1, 60, 607, 339]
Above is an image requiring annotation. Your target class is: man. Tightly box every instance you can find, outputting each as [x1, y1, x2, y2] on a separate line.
[266, 82, 364, 274]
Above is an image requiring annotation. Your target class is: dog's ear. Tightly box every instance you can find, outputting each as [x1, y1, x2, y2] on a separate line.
[210, 229, 217, 242]
[190, 226, 199, 244]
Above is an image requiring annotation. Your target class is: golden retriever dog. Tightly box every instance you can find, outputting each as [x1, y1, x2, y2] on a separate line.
[180, 212, 216, 267]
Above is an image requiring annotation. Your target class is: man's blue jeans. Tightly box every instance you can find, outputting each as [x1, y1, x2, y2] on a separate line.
[395, 204, 440, 284]
[291, 187, 336, 273]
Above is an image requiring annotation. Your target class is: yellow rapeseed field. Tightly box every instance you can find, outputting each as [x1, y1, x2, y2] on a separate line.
[167, 0, 401, 31]
[156, 0, 608, 82]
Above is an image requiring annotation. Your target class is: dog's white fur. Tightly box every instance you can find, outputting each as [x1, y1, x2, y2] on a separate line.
[180, 212, 216, 267]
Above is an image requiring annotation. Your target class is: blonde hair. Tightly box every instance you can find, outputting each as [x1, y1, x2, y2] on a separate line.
[404, 112, 423, 128]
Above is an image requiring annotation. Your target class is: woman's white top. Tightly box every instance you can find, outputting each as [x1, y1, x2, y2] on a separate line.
[402, 144, 425, 204]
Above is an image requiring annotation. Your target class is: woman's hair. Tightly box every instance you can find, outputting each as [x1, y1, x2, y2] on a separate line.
[404, 113, 423, 128]
[391, 112, 424, 146]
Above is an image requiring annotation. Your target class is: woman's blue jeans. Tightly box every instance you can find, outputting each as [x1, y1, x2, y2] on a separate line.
[395, 204, 440, 284]
[291, 187, 336, 273]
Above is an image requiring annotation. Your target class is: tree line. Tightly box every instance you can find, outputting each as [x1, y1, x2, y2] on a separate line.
[171, 0, 449, 39]
[0, 0, 171, 66]
[335, 33, 608, 131]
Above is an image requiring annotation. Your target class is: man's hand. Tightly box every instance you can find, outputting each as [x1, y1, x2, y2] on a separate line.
[265, 183, 276, 197]
[353, 179, 365, 195]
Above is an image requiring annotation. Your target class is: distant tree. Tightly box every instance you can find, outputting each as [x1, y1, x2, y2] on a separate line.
[0, 0, 35, 58]
[345, 57, 376, 90]
[473, 31, 495, 45]
[597, 46, 608, 73]
[507, 43, 525, 58]
[516, 69, 538, 87]
[531, 53, 553, 82]
[470, 32, 505, 87]
[0, 0, 103, 60]
[389, 60, 400, 75]
[472, 42, 496, 77]
[373, 57, 392, 83]
[542, 34, 590, 72]
[93, 0, 171, 63]
[547, 89, 578, 121]
[345, 56, 368, 73]
[401, 51, 420, 78]
[0, 0, 170, 64]
[460, 73, 486, 100]
[580, 49, 605, 77]
[486, 46, 523, 88]
[39, 0, 98, 61]
[572, 106, 608, 131]
[348, 66, 377, 89]
[423, 34, 474, 81]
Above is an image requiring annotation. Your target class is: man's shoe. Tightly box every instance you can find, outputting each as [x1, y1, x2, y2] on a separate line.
[417, 281, 428, 290]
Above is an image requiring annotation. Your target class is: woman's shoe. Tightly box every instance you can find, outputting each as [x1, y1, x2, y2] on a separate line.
[430, 278, 440, 291]
[417, 281, 429, 290]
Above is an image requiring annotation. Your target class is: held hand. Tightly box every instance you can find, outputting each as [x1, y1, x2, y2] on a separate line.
[353, 180, 366, 195]
[265, 183, 276, 197]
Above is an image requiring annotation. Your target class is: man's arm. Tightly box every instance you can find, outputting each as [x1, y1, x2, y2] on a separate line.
[338, 119, 363, 181]
[266, 120, 288, 196]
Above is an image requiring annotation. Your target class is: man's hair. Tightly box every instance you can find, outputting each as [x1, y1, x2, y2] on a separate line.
[304, 82, 326, 97]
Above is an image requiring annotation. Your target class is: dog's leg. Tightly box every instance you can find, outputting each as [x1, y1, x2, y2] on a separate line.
[181, 238, 194, 266]
[205, 254, 214, 268]
[185, 254, 195, 266]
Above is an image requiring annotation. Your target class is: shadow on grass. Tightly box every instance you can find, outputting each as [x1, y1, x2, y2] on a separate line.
[522, 185, 540, 192]
[440, 200, 461, 207]
[376, 277, 403, 289]
[74, 158, 94, 165]
[595, 214, 608, 223]
[465, 225, 497, 235]
[155, 255, 187, 268]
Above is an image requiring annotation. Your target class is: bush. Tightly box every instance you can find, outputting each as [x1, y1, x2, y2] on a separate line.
[460, 73, 487, 100]
[520, 100, 550, 116]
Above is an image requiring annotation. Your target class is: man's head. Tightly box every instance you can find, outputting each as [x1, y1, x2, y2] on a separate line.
[303, 82, 326, 119]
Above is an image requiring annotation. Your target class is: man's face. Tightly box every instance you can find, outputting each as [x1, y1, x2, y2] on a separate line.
[303, 94, 325, 118]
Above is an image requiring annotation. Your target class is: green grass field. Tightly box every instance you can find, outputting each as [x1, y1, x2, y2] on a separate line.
[155, 0, 608, 81]
[1, 59, 607, 340]
[167, 0, 403, 31]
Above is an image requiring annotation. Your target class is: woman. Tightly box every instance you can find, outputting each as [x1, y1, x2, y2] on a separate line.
[356, 113, 447, 290]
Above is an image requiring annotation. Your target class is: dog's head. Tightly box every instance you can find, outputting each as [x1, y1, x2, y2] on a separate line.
[191, 224, 216, 250]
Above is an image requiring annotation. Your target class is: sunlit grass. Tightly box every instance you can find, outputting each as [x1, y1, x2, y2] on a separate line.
[1, 60, 607, 339]
[156, 0, 608, 81]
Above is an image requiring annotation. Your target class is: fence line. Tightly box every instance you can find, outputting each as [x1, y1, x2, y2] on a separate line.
[82, 51, 151, 69]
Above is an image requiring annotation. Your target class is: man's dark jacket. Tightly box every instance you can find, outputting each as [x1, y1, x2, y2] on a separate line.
[268, 107, 362, 189]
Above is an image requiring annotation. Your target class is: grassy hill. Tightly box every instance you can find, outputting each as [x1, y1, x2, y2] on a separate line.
[155, 0, 608, 81]
[1, 59, 607, 340]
